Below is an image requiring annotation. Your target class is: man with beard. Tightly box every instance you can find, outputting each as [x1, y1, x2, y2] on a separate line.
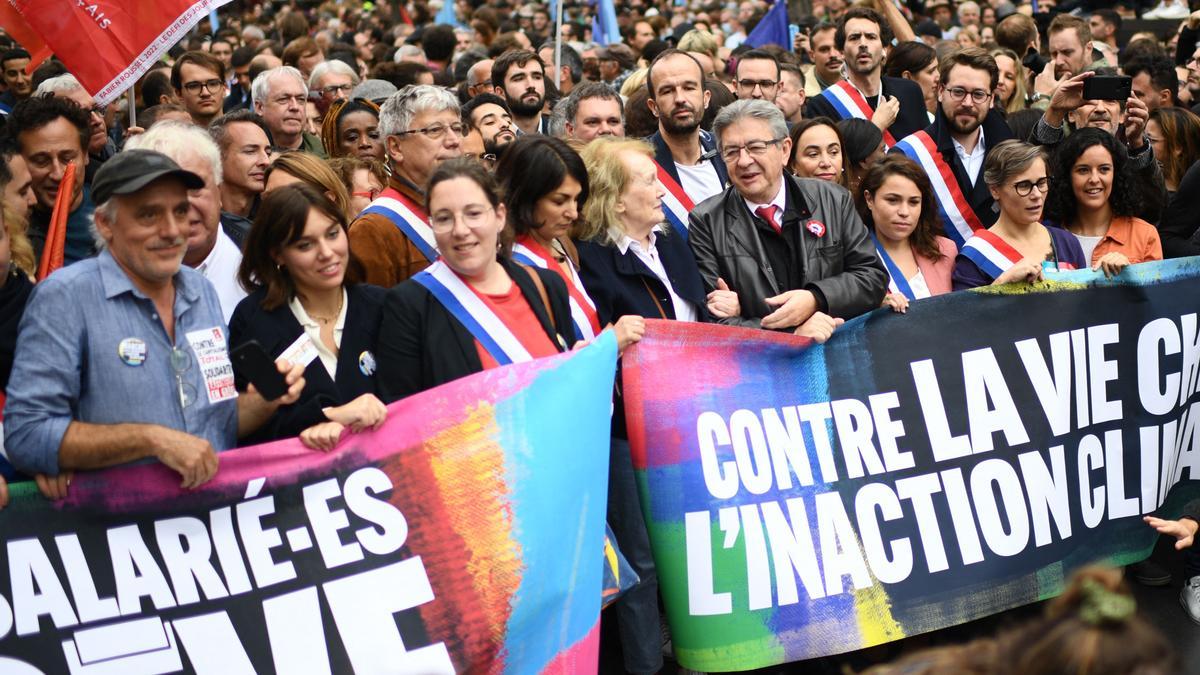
[1033, 68, 1165, 225]
[803, 23, 843, 97]
[1031, 15, 1099, 106]
[805, 7, 927, 146]
[891, 48, 1013, 249]
[491, 50, 551, 135]
[646, 50, 729, 237]
[561, 82, 624, 143]
[461, 93, 516, 158]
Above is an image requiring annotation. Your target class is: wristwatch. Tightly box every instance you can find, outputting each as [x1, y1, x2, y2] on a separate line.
[1028, 92, 1047, 103]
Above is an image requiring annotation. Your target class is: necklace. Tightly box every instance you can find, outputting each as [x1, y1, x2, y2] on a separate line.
[305, 291, 344, 325]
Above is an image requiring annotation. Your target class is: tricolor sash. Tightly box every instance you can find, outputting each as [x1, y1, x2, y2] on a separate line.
[818, 80, 897, 147]
[360, 188, 438, 262]
[413, 261, 533, 366]
[653, 162, 695, 240]
[511, 237, 601, 341]
[871, 235, 920, 301]
[893, 130, 984, 249]
[960, 230, 1023, 280]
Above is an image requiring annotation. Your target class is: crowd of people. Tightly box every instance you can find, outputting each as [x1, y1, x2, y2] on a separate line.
[0, 0, 1199, 671]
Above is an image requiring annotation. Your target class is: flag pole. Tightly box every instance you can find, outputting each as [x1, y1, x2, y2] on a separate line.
[128, 90, 136, 130]
[554, 0, 564, 90]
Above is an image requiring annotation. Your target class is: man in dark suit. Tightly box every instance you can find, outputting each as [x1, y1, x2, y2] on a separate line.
[891, 47, 1014, 249]
[805, 6, 927, 144]
[689, 99, 887, 343]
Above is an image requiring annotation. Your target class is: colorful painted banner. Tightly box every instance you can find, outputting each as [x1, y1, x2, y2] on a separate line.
[0, 333, 618, 674]
[12, 0, 235, 105]
[623, 259, 1200, 671]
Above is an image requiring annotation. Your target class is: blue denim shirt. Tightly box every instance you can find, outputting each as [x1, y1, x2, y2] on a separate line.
[3, 249, 238, 475]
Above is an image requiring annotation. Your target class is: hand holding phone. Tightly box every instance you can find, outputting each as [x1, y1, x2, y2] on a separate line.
[230, 340, 289, 401]
[1082, 76, 1132, 102]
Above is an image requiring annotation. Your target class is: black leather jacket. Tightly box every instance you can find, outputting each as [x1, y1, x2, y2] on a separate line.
[687, 175, 887, 329]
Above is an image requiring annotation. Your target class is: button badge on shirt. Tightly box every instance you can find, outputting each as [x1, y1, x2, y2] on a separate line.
[805, 219, 827, 238]
[358, 350, 377, 376]
[117, 337, 147, 366]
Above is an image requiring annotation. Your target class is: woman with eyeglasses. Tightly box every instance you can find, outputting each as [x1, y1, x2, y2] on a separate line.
[328, 157, 387, 218]
[375, 158, 601, 401]
[953, 140, 1087, 290]
[494, 135, 607, 342]
[229, 184, 388, 451]
[854, 156, 957, 312]
[788, 117, 849, 189]
[319, 98, 386, 162]
[1043, 129, 1162, 276]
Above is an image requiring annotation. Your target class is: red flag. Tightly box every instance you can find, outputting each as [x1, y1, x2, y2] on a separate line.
[12, 0, 234, 105]
[37, 162, 74, 279]
[0, 2, 51, 72]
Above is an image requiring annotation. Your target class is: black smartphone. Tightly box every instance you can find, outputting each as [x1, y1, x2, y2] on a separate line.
[230, 340, 288, 401]
[1082, 76, 1132, 101]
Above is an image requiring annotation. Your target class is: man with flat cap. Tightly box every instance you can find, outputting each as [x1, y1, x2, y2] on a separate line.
[3, 149, 304, 497]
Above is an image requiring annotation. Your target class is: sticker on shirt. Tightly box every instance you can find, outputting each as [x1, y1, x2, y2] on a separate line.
[358, 350, 376, 376]
[281, 333, 321, 370]
[117, 337, 146, 366]
[186, 327, 237, 404]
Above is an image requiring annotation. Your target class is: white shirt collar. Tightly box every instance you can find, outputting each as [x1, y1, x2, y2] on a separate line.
[195, 229, 235, 275]
[615, 228, 659, 256]
[742, 178, 787, 219]
[951, 125, 986, 158]
[288, 287, 348, 331]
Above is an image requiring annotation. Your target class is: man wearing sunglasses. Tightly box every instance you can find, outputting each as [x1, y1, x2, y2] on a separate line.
[891, 47, 1014, 249]
[172, 51, 228, 128]
[689, 100, 886, 343]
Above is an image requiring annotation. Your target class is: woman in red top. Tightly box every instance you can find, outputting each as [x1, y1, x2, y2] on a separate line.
[375, 158, 644, 401]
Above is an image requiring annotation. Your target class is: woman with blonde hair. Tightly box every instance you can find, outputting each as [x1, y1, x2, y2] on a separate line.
[264, 151, 353, 219]
[990, 47, 1028, 114]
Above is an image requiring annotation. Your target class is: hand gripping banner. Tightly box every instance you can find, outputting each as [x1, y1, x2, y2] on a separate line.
[622, 259, 1200, 672]
[0, 334, 618, 674]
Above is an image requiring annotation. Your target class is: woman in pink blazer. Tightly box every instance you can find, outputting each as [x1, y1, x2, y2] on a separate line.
[854, 155, 957, 312]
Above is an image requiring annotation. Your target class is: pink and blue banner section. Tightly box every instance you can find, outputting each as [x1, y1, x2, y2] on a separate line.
[0, 333, 618, 674]
[622, 258, 1200, 672]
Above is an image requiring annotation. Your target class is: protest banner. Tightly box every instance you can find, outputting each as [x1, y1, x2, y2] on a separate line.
[623, 258, 1200, 671]
[0, 334, 618, 674]
[12, 0, 234, 105]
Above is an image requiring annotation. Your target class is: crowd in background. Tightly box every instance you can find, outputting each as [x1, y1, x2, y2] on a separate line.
[1, 0, 1200, 672]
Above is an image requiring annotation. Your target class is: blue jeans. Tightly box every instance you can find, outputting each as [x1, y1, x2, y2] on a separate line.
[608, 437, 663, 675]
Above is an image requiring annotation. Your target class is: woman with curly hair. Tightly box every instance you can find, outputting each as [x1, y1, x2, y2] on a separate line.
[319, 98, 386, 162]
[1044, 128, 1162, 276]
[1147, 106, 1200, 194]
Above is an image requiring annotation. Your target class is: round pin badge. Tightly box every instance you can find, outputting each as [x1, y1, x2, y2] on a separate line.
[805, 219, 827, 238]
[358, 350, 377, 376]
[117, 337, 147, 366]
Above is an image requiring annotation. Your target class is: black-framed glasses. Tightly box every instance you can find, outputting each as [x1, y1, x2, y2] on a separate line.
[944, 86, 992, 104]
[396, 121, 467, 140]
[736, 79, 779, 92]
[183, 79, 224, 94]
[721, 137, 785, 163]
[1012, 177, 1050, 196]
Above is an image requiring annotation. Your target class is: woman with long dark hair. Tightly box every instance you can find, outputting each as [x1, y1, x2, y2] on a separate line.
[855, 156, 957, 312]
[788, 117, 849, 188]
[229, 183, 387, 450]
[1044, 128, 1162, 275]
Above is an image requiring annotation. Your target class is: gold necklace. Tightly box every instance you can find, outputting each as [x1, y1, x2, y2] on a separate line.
[306, 292, 344, 325]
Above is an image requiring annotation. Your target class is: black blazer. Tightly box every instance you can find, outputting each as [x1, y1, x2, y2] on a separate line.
[376, 258, 577, 403]
[890, 105, 1014, 229]
[575, 233, 711, 324]
[805, 75, 928, 142]
[228, 284, 387, 443]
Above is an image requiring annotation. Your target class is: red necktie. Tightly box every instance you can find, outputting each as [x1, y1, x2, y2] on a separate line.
[755, 205, 781, 234]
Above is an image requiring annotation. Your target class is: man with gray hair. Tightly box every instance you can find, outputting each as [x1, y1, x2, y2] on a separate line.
[308, 59, 360, 115]
[251, 66, 325, 156]
[688, 99, 886, 342]
[348, 84, 463, 286]
[559, 82, 624, 144]
[466, 58, 494, 98]
[126, 121, 248, 321]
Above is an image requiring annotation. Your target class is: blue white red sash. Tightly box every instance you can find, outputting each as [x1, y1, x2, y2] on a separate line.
[360, 188, 438, 262]
[412, 261, 533, 366]
[653, 162, 695, 240]
[893, 130, 984, 250]
[960, 230, 1023, 280]
[818, 80, 897, 147]
[871, 235, 918, 301]
[511, 237, 600, 341]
